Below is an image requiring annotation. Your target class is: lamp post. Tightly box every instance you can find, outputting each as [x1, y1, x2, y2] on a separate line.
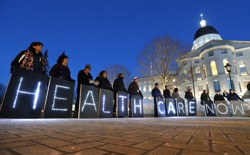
[224, 63, 233, 90]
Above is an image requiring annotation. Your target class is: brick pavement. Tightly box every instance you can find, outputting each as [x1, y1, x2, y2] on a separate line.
[0, 117, 250, 155]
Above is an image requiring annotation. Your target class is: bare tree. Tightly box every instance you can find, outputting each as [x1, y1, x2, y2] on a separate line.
[137, 36, 194, 91]
[0, 83, 6, 104]
[104, 64, 131, 88]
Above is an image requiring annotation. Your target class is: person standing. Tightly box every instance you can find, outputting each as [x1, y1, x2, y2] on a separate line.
[185, 88, 194, 100]
[163, 85, 171, 99]
[95, 70, 113, 91]
[49, 52, 74, 81]
[172, 88, 183, 101]
[214, 91, 225, 103]
[113, 73, 127, 116]
[227, 89, 244, 101]
[75, 64, 94, 117]
[11, 42, 47, 75]
[128, 77, 143, 116]
[151, 83, 163, 117]
[200, 90, 211, 105]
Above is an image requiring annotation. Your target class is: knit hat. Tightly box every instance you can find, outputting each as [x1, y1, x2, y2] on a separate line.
[84, 64, 91, 70]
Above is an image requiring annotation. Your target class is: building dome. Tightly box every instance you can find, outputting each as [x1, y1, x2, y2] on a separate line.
[194, 25, 219, 40]
[192, 16, 222, 51]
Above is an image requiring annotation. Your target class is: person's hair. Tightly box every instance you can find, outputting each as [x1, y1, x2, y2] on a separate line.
[99, 70, 107, 77]
[203, 90, 206, 93]
[155, 83, 159, 86]
[57, 52, 68, 64]
[188, 88, 192, 92]
[174, 88, 178, 92]
[29, 42, 43, 50]
[117, 73, 123, 78]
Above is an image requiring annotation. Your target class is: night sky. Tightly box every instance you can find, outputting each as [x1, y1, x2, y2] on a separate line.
[1, 0, 250, 86]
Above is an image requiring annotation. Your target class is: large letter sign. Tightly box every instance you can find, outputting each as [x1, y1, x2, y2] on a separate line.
[131, 95, 144, 117]
[99, 89, 113, 118]
[204, 101, 216, 116]
[176, 99, 186, 116]
[43, 77, 75, 118]
[79, 85, 99, 118]
[0, 69, 48, 118]
[166, 99, 177, 117]
[214, 101, 230, 117]
[230, 101, 246, 117]
[188, 100, 197, 116]
[156, 97, 166, 117]
[117, 91, 129, 117]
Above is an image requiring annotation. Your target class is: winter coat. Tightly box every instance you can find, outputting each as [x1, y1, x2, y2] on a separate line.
[11, 49, 46, 75]
[77, 70, 93, 86]
[185, 92, 194, 100]
[172, 92, 182, 101]
[151, 88, 163, 98]
[128, 82, 143, 98]
[227, 93, 244, 101]
[113, 77, 127, 93]
[163, 89, 171, 98]
[200, 93, 211, 104]
[49, 64, 74, 81]
[95, 76, 113, 91]
[214, 94, 225, 102]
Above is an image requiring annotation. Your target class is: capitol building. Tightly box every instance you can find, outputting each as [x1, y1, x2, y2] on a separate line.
[139, 16, 250, 105]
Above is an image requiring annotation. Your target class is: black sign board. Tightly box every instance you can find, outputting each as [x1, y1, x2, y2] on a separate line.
[176, 99, 186, 116]
[116, 91, 129, 117]
[43, 77, 75, 118]
[188, 100, 197, 116]
[230, 101, 246, 117]
[0, 69, 48, 118]
[131, 95, 144, 117]
[99, 89, 114, 118]
[166, 99, 177, 116]
[214, 101, 230, 117]
[204, 101, 216, 116]
[79, 85, 99, 118]
[156, 97, 166, 117]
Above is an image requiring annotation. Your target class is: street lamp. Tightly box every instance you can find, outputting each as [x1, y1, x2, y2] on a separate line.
[224, 63, 233, 90]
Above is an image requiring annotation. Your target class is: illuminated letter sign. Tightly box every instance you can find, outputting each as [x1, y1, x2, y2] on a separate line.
[230, 101, 246, 117]
[131, 95, 144, 117]
[214, 101, 230, 117]
[0, 69, 48, 118]
[188, 100, 197, 116]
[99, 89, 113, 118]
[176, 99, 186, 116]
[117, 91, 129, 117]
[156, 97, 166, 117]
[166, 99, 177, 116]
[79, 85, 98, 118]
[204, 101, 216, 116]
[43, 77, 75, 118]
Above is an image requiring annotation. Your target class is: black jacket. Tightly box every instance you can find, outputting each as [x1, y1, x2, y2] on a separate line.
[95, 76, 113, 90]
[113, 77, 127, 93]
[128, 82, 143, 98]
[163, 89, 171, 98]
[11, 49, 45, 74]
[185, 92, 194, 100]
[49, 64, 74, 81]
[200, 93, 211, 104]
[152, 88, 163, 98]
[227, 93, 244, 101]
[214, 94, 225, 102]
[77, 70, 93, 86]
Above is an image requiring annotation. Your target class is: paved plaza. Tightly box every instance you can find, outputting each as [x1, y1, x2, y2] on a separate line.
[0, 117, 250, 155]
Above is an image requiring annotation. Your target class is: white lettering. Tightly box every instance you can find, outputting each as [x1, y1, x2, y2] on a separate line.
[81, 91, 97, 112]
[167, 101, 176, 114]
[52, 85, 70, 111]
[216, 103, 228, 115]
[134, 99, 142, 114]
[102, 94, 110, 114]
[118, 95, 127, 112]
[157, 101, 165, 115]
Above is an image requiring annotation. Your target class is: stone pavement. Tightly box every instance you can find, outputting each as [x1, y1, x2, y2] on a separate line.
[0, 117, 250, 155]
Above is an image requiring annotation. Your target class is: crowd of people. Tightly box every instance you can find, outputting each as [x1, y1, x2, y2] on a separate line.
[10, 42, 246, 117]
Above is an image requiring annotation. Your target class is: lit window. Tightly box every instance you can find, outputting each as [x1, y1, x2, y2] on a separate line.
[196, 67, 201, 80]
[236, 52, 243, 57]
[239, 62, 247, 75]
[148, 96, 152, 100]
[148, 85, 152, 91]
[223, 59, 229, 74]
[203, 64, 207, 78]
[210, 61, 218, 76]
[143, 86, 146, 92]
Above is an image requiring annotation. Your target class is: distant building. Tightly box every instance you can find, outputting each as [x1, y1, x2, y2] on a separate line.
[139, 15, 250, 103]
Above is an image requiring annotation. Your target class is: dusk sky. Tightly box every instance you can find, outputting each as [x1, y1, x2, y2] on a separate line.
[1, 0, 250, 86]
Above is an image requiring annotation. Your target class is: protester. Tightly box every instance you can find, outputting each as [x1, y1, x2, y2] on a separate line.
[200, 90, 211, 105]
[151, 83, 163, 117]
[172, 88, 183, 101]
[163, 85, 171, 99]
[95, 70, 113, 91]
[214, 91, 225, 102]
[49, 52, 74, 81]
[185, 88, 194, 100]
[11, 42, 47, 75]
[227, 89, 244, 101]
